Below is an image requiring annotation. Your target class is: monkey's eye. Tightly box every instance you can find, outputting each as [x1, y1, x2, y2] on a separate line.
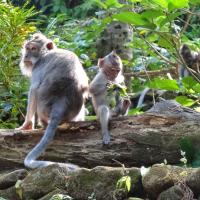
[31, 47, 37, 51]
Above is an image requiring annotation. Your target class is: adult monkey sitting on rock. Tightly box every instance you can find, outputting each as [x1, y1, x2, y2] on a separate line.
[17, 33, 89, 170]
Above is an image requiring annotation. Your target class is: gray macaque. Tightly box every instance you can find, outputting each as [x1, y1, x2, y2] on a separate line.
[89, 51, 130, 145]
[17, 33, 89, 170]
[180, 44, 200, 78]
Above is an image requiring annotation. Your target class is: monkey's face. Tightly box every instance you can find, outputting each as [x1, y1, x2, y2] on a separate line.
[23, 42, 42, 67]
[99, 51, 122, 80]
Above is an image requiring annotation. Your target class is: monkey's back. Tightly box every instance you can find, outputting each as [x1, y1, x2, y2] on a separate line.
[35, 49, 86, 121]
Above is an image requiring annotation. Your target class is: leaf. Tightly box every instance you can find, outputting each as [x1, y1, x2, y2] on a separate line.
[15, 180, 23, 199]
[116, 176, 132, 192]
[193, 83, 200, 93]
[125, 176, 131, 192]
[128, 108, 143, 115]
[148, 78, 179, 91]
[159, 12, 181, 27]
[151, 0, 168, 9]
[105, 0, 123, 8]
[175, 96, 195, 107]
[141, 9, 163, 20]
[181, 76, 198, 89]
[113, 12, 150, 26]
[168, 0, 189, 11]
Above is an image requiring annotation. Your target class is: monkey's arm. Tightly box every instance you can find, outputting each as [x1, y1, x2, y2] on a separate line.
[90, 84, 107, 96]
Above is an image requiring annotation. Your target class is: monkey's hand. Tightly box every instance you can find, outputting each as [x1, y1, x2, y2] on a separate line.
[16, 121, 33, 130]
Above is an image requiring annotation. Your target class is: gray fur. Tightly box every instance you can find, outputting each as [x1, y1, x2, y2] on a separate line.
[18, 35, 88, 170]
[90, 52, 130, 144]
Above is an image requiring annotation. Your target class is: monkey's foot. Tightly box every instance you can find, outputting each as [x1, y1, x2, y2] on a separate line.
[102, 133, 111, 145]
[15, 121, 33, 130]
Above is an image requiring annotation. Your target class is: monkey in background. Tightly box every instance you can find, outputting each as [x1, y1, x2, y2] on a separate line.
[137, 44, 200, 109]
[89, 51, 131, 145]
[17, 33, 89, 170]
[180, 44, 200, 78]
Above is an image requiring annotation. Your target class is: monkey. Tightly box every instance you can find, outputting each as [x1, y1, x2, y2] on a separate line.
[89, 51, 130, 145]
[17, 33, 89, 170]
[18, 33, 57, 129]
[180, 44, 200, 78]
[137, 45, 200, 108]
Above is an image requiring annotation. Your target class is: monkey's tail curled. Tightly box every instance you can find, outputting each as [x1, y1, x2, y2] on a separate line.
[137, 88, 150, 108]
[24, 101, 79, 171]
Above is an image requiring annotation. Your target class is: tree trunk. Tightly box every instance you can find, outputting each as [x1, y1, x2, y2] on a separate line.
[0, 101, 200, 172]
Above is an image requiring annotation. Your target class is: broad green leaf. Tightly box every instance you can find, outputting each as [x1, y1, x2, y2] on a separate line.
[95, 0, 107, 9]
[141, 9, 163, 20]
[113, 12, 150, 26]
[168, 0, 189, 11]
[181, 76, 198, 89]
[159, 12, 181, 27]
[193, 84, 200, 93]
[151, 0, 168, 9]
[176, 96, 195, 107]
[158, 37, 174, 50]
[148, 78, 179, 91]
[105, 0, 123, 8]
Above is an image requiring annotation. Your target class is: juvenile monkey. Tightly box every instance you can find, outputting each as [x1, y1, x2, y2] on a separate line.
[18, 33, 89, 170]
[89, 51, 130, 145]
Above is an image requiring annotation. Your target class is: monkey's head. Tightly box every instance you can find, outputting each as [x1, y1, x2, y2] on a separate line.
[98, 51, 123, 81]
[180, 44, 200, 72]
[20, 34, 55, 77]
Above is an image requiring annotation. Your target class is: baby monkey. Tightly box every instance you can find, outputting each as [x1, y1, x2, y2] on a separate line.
[90, 51, 130, 145]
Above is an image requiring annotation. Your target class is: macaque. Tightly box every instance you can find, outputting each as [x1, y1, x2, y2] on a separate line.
[180, 44, 200, 78]
[89, 51, 130, 145]
[17, 33, 89, 170]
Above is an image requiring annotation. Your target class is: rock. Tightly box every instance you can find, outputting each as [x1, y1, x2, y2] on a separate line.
[21, 164, 69, 200]
[142, 164, 194, 199]
[38, 189, 71, 200]
[186, 168, 200, 196]
[157, 185, 185, 200]
[0, 169, 28, 189]
[66, 166, 141, 200]
[0, 186, 20, 200]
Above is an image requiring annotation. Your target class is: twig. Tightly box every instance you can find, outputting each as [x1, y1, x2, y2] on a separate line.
[124, 67, 178, 79]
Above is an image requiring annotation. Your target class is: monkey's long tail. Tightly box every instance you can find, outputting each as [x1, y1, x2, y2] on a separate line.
[137, 87, 150, 108]
[24, 101, 79, 171]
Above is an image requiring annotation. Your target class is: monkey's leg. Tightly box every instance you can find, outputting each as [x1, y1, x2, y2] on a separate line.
[72, 104, 85, 121]
[137, 88, 150, 108]
[98, 105, 111, 145]
[16, 89, 37, 130]
[24, 99, 78, 171]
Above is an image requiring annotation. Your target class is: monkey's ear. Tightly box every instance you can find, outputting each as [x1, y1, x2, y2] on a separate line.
[98, 58, 104, 67]
[112, 50, 117, 55]
[46, 41, 54, 50]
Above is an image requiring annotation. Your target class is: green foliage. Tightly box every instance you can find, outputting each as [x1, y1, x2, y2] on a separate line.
[116, 175, 132, 192]
[175, 96, 195, 107]
[128, 108, 143, 115]
[180, 138, 195, 164]
[42, 16, 108, 67]
[148, 78, 179, 91]
[0, 1, 36, 128]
